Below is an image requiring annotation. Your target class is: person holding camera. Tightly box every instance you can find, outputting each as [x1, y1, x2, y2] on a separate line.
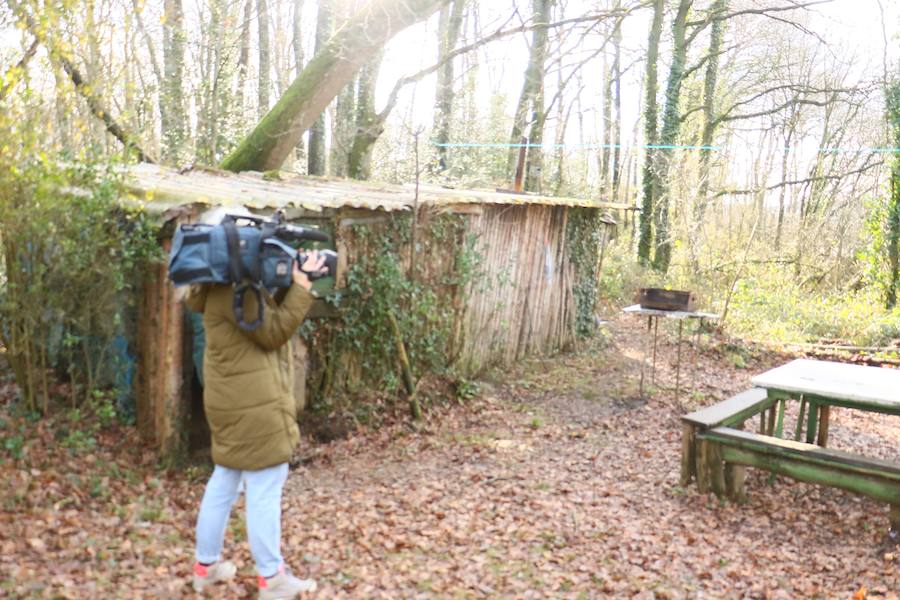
[186, 251, 325, 599]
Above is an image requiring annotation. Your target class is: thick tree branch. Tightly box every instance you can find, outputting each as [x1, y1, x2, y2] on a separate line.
[221, 0, 453, 172]
[686, 0, 832, 28]
[719, 96, 832, 124]
[680, 42, 738, 84]
[376, 5, 638, 123]
[711, 82, 860, 126]
[0, 37, 39, 101]
[131, 0, 163, 84]
[713, 160, 883, 198]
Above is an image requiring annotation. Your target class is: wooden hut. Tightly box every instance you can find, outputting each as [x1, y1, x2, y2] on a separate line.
[123, 163, 634, 459]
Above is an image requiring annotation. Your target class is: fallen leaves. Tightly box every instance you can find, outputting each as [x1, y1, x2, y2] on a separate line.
[2, 314, 899, 597]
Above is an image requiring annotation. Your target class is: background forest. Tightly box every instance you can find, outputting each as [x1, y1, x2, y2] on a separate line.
[1, 0, 900, 406]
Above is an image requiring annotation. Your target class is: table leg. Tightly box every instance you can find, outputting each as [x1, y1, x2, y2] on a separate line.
[639, 317, 649, 397]
[676, 320, 683, 401]
[680, 422, 696, 486]
[889, 504, 900, 545]
[816, 405, 830, 447]
[806, 401, 819, 444]
[691, 319, 702, 396]
[794, 396, 807, 441]
[652, 316, 659, 386]
[774, 398, 785, 438]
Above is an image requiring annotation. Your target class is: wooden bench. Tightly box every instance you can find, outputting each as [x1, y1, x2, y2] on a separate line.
[680, 388, 773, 487]
[697, 427, 900, 531]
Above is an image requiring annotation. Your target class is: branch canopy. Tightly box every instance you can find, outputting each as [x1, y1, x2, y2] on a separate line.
[221, 0, 449, 172]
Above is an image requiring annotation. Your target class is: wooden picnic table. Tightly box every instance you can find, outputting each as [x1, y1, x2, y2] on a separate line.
[683, 358, 900, 540]
[751, 358, 900, 447]
[752, 358, 900, 415]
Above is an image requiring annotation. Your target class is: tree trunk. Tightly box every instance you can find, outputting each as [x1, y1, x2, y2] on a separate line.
[885, 79, 900, 308]
[330, 80, 357, 177]
[611, 6, 623, 201]
[290, 0, 307, 163]
[258, 0, 271, 117]
[552, 67, 567, 194]
[651, 0, 693, 273]
[695, 0, 725, 222]
[775, 110, 797, 250]
[222, 0, 449, 173]
[293, 0, 305, 74]
[348, 51, 384, 179]
[637, 0, 664, 265]
[601, 50, 612, 193]
[238, 0, 253, 108]
[197, 0, 232, 163]
[506, 0, 551, 185]
[306, 0, 333, 176]
[431, 0, 466, 173]
[525, 74, 546, 193]
[162, 0, 187, 163]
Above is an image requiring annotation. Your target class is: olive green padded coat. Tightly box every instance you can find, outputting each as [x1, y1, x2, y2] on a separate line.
[185, 283, 313, 471]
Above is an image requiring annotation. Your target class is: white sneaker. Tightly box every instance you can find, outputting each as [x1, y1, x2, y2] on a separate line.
[258, 564, 317, 599]
[192, 560, 237, 592]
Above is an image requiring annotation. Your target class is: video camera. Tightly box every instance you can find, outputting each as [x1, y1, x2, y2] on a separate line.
[168, 209, 337, 330]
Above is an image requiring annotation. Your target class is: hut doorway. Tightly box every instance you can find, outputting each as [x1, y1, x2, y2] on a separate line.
[187, 312, 211, 454]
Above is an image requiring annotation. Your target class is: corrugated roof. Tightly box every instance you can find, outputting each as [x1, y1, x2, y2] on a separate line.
[122, 163, 638, 216]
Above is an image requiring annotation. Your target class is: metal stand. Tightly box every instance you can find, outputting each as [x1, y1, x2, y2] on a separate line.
[625, 305, 719, 402]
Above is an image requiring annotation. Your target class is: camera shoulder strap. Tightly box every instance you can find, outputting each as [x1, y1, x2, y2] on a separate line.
[232, 282, 264, 331]
[222, 217, 245, 283]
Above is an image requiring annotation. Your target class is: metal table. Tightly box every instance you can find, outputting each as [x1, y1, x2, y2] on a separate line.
[623, 304, 719, 400]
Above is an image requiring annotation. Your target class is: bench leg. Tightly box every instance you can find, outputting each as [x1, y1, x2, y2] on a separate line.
[697, 438, 726, 497]
[680, 422, 697, 486]
[708, 442, 726, 497]
[890, 504, 900, 540]
[696, 438, 711, 494]
[725, 463, 747, 502]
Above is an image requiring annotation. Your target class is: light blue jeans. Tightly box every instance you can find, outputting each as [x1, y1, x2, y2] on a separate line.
[195, 462, 289, 577]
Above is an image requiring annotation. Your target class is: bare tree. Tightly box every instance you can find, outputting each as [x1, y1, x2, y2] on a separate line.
[431, 0, 466, 173]
[238, 0, 253, 109]
[162, 0, 186, 162]
[651, 0, 693, 273]
[258, 0, 271, 116]
[306, 0, 333, 176]
[506, 0, 551, 191]
[637, 0, 664, 265]
[348, 51, 384, 179]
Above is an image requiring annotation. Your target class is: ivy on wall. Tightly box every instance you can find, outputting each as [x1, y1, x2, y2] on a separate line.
[302, 210, 484, 418]
[566, 207, 606, 338]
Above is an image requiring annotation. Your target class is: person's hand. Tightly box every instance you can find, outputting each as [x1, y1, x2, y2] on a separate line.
[293, 251, 327, 290]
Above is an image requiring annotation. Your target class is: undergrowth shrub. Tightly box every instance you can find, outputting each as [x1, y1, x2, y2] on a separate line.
[595, 235, 900, 348]
[299, 211, 484, 433]
[0, 158, 160, 415]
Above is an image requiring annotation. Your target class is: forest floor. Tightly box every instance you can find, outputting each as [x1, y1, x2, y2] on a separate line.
[1, 314, 899, 599]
